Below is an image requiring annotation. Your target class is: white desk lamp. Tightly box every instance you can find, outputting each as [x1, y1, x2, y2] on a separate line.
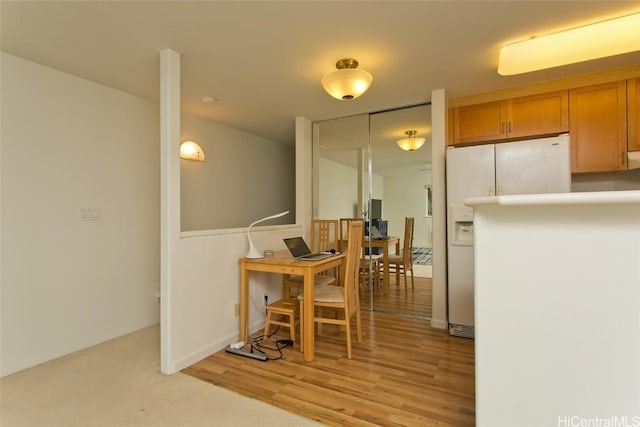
[245, 210, 290, 259]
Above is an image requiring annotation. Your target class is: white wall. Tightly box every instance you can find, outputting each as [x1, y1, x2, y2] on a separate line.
[180, 114, 295, 231]
[318, 157, 359, 219]
[169, 225, 301, 371]
[1, 52, 298, 376]
[430, 89, 448, 330]
[383, 171, 432, 248]
[161, 52, 303, 374]
[371, 174, 384, 202]
[1, 53, 160, 376]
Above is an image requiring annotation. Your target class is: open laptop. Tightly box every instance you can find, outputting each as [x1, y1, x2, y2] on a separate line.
[283, 237, 333, 261]
[368, 225, 392, 240]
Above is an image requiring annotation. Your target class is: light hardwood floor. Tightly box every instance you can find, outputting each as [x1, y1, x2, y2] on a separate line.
[183, 277, 475, 426]
[364, 273, 433, 318]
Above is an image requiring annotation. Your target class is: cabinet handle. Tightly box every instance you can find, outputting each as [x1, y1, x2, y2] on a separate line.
[622, 151, 626, 165]
[508, 122, 512, 134]
[501, 123, 504, 134]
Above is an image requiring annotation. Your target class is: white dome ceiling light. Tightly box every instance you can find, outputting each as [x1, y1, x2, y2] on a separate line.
[397, 130, 425, 151]
[321, 58, 373, 101]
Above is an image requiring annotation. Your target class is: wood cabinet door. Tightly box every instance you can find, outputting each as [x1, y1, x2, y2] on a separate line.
[508, 91, 569, 138]
[628, 78, 640, 152]
[570, 81, 627, 173]
[453, 101, 506, 144]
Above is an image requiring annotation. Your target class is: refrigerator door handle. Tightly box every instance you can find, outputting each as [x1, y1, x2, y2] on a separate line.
[489, 185, 495, 196]
[497, 184, 504, 196]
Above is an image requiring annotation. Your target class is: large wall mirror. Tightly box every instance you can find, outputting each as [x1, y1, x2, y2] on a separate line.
[313, 104, 432, 317]
[179, 113, 296, 231]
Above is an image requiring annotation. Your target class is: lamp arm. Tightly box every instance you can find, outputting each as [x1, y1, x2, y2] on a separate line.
[245, 210, 290, 259]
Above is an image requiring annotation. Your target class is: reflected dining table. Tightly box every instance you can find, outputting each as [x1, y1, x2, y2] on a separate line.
[239, 250, 345, 362]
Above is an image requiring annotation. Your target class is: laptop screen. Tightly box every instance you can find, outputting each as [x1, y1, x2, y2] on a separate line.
[283, 237, 312, 258]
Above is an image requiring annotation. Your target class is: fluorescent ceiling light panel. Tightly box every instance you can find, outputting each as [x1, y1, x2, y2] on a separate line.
[498, 13, 640, 75]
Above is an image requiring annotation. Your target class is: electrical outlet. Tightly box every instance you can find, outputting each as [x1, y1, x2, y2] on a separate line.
[234, 303, 239, 317]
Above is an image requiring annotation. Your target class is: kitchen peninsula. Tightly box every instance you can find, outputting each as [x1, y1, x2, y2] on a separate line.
[467, 190, 640, 427]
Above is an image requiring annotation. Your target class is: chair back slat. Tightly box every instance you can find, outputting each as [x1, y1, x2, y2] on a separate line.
[310, 219, 339, 252]
[343, 221, 363, 315]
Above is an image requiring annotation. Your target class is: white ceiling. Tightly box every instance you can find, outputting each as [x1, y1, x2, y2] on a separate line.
[2, 1, 640, 149]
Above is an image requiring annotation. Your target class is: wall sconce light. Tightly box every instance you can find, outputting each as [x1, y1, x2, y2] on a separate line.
[245, 210, 290, 259]
[322, 58, 373, 100]
[397, 130, 425, 151]
[180, 141, 205, 161]
[498, 12, 640, 75]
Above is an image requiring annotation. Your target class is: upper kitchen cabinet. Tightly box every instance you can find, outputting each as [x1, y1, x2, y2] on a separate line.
[628, 77, 640, 152]
[451, 91, 568, 145]
[452, 100, 506, 144]
[570, 81, 627, 173]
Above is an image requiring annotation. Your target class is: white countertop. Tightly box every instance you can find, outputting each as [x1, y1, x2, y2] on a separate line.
[465, 190, 640, 207]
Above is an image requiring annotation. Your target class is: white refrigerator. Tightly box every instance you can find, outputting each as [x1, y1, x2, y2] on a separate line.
[446, 134, 571, 338]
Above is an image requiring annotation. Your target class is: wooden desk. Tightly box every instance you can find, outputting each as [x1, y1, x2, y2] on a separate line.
[239, 250, 345, 361]
[365, 237, 399, 295]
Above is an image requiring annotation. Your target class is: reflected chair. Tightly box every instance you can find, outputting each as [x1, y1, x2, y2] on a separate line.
[385, 217, 415, 289]
[299, 221, 363, 359]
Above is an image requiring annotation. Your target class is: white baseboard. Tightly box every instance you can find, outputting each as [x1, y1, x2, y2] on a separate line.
[413, 264, 432, 278]
[430, 318, 448, 329]
[169, 319, 266, 374]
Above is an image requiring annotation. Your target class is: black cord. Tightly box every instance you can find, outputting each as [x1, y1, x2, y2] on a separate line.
[250, 325, 294, 360]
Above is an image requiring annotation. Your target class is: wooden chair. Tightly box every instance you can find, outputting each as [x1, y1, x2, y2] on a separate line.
[299, 221, 363, 359]
[263, 299, 298, 342]
[267, 219, 339, 343]
[385, 217, 415, 289]
[282, 219, 338, 299]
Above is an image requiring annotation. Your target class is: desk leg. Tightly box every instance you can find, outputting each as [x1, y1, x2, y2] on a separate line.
[239, 263, 249, 342]
[302, 269, 315, 361]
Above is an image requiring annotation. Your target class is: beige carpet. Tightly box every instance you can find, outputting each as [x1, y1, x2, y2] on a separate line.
[0, 325, 322, 427]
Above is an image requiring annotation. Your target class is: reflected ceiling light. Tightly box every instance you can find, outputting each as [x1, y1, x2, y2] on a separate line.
[321, 58, 373, 100]
[397, 130, 425, 151]
[498, 12, 640, 75]
[180, 140, 205, 161]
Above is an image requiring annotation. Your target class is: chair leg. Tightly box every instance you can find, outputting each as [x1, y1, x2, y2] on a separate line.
[356, 310, 362, 343]
[410, 267, 415, 289]
[370, 261, 378, 291]
[317, 308, 323, 335]
[403, 265, 408, 289]
[345, 314, 352, 359]
[289, 312, 296, 342]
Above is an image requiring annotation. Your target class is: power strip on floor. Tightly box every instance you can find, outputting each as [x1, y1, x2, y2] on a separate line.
[224, 345, 268, 361]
